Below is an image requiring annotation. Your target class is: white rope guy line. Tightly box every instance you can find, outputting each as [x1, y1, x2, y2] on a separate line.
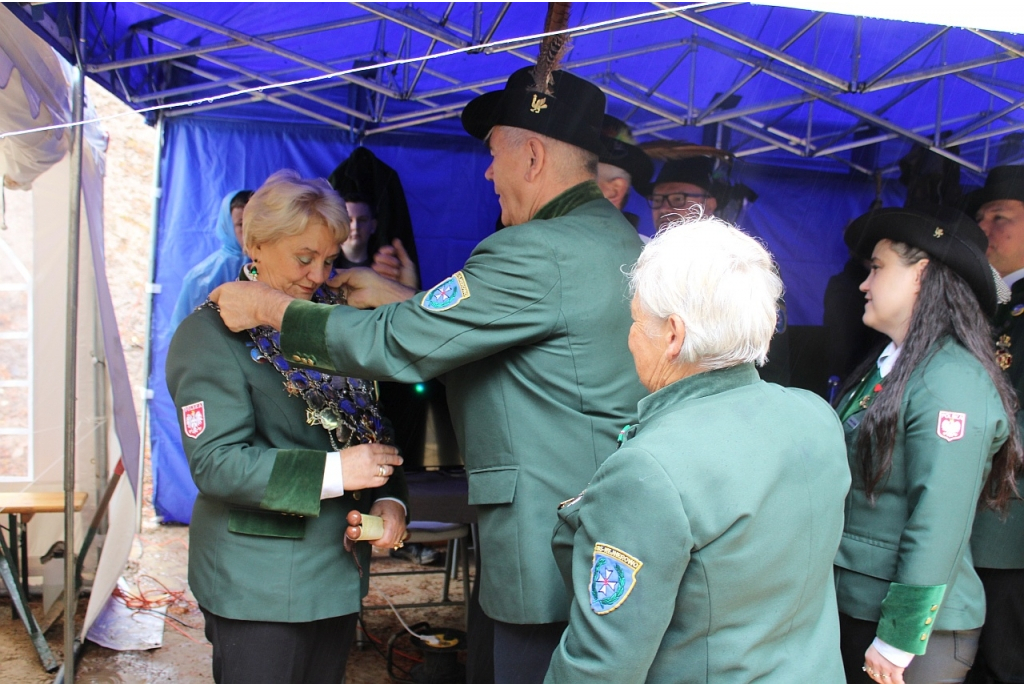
[0, 4, 711, 140]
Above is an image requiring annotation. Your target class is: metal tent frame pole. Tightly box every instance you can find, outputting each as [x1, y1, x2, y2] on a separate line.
[61, 43, 85, 685]
[13, 2, 1024, 175]
[138, 110, 164, 530]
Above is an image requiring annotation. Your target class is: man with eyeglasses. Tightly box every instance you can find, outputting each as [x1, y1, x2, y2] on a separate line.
[646, 154, 791, 384]
[648, 156, 718, 228]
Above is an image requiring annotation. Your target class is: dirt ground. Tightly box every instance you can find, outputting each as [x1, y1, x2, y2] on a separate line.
[2, 79, 470, 684]
[0, 516, 470, 684]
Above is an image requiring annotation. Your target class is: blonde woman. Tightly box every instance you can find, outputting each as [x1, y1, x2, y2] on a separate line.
[167, 170, 407, 683]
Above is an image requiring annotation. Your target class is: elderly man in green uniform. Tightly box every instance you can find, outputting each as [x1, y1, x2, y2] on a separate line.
[210, 66, 645, 683]
[596, 115, 653, 230]
[965, 165, 1024, 684]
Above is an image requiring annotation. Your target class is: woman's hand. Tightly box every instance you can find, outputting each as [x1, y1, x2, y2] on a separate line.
[368, 499, 408, 550]
[864, 644, 906, 684]
[344, 501, 408, 549]
[340, 443, 402, 491]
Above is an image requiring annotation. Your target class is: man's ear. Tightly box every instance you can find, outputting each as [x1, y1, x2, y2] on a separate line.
[524, 137, 546, 182]
[609, 178, 629, 208]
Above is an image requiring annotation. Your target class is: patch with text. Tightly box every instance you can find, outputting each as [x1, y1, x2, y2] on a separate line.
[421, 271, 471, 312]
[589, 543, 642, 614]
[182, 401, 206, 439]
[936, 410, 966, 442]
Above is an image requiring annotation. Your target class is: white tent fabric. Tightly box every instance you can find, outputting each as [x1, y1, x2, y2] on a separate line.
[0, 14, 67, 189]
[0, 3, 141, 647]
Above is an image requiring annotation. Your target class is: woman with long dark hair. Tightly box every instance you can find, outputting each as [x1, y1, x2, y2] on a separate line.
[835, 206, 1022, 685]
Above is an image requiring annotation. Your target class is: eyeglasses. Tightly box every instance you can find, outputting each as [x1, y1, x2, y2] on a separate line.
[647, 192, 710, 210]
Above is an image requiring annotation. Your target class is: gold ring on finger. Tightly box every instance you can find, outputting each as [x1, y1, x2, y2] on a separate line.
[377, 464, 387, 477]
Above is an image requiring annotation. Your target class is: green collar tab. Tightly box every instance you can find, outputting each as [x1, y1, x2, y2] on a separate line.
[532, 181, 605, 222]
[837, 365, 883, 423]
[637, 363, 761, 423]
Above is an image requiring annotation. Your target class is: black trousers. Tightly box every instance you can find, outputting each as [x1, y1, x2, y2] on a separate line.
[840, 612, 980, 684]
[493, 620, 568, 684]
[466, 552, 495, 684]
[968, 567, 1024, 683]
[200, 607, 358, 684]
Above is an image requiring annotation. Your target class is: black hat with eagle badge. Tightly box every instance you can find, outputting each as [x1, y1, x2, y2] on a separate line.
[460, 4, 605, 156]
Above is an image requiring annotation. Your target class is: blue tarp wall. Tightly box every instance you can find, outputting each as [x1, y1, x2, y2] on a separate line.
[150, 115, 905, 522]
[11, 3, 1021, 520]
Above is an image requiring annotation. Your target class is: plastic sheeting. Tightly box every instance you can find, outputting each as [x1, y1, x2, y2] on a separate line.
[0, 4, 141, 643]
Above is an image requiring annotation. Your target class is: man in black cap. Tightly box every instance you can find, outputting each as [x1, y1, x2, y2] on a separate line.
[964, 164, 1024, 684]
[645, 153, 791, 383]
[596, 115, 653, 229]
[209, 65, 645, 682]
[648, 156, 718, 228]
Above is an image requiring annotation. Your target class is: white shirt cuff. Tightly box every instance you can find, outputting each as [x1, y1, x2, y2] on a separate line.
[872, 637, 915, 668]
[375, 496, 408, 516]
[320, 451, 345, 499]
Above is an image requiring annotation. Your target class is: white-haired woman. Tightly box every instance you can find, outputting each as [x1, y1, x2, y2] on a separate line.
[545, 217, 850, 683]
[167, 170, 407, 684]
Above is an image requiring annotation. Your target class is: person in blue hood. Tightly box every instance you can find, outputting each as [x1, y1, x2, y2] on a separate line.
[170, 190, 253, 329]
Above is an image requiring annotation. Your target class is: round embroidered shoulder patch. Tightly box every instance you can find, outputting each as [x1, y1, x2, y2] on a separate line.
[421, 271, 471, 312]
[589, 543, 642, 614]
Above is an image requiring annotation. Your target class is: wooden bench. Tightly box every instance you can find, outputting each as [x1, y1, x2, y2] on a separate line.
[0, 491, 88, 672]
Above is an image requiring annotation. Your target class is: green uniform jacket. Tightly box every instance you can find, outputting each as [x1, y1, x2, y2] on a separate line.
[972, 280, 1024, 569]
[546, 364, 850, 684]
[279, 182, 647, 624]
[835, 338, 1009, 654]
[166, 305, 407, 622]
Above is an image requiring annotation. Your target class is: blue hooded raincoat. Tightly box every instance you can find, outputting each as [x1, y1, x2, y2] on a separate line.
[170, 191, 247, 329]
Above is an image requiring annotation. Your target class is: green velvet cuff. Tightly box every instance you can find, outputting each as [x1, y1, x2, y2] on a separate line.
[260, 449, 326, 517]
[533, 181, 604, 221]
[280, 299, 336, 372]
[876, 582, 947, 655]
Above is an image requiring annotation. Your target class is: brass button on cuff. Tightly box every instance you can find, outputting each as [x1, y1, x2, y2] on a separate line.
[930, 605, 939, 611]
[925, 618, 932, 625]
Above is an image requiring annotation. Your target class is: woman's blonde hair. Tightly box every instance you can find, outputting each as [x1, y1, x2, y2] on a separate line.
[243, 169, 348, 253]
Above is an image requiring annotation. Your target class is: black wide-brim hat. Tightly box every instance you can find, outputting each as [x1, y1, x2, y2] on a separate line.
[845, 205, 1000, 315]
[653, 156, 715, 193]
[963, 164, 1024, 218]
[598, 115, 654, 196]
[461, 67, 605, 155]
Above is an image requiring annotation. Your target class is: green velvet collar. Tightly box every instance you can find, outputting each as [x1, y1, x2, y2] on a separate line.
[637, 363, 761, 423]
[532, 181, 605, 222]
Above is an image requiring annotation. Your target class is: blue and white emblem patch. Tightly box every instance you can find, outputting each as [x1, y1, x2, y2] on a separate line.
[589, 543, 642, 615]
[421, 271, 471, 312]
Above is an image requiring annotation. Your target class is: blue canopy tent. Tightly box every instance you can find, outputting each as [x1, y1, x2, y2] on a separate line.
[8, 2, 1023, 523]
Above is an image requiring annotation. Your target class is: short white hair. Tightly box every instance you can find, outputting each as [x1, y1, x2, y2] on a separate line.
[494, 125, 599, 178]
[629, 216, 783, 370]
